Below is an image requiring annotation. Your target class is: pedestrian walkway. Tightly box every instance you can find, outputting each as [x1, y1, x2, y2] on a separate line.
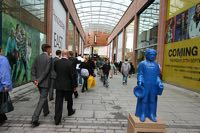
[0, 74, 200, 133]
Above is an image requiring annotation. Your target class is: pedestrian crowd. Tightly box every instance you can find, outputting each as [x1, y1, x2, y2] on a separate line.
[0, 44, 135, 127]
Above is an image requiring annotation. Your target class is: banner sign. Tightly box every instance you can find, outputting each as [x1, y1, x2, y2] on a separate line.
[52, 0, 66, 56]
[163, 1, 200, 91]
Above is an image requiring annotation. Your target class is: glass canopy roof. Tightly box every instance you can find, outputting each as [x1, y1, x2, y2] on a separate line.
[73, 0, 132, 33]
[17, 0, 45, 22]
[138, 0, 160, 34]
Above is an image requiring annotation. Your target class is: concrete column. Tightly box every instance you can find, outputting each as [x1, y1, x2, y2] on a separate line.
[133, 15, 139, 68]
[46, 0, 53, 46]
[157, 0, 167, 73]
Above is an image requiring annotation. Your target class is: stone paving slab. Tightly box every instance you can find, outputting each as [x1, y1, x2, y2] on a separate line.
[0, 74, 200, 132]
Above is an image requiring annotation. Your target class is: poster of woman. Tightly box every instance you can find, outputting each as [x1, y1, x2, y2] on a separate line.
[188, 3, 200, 39]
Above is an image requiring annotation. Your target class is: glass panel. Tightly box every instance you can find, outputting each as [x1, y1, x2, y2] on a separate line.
[125, 20, 134, 61]
[74, 0, 132, 33]
[17, 0, 45, 22]
[68, 19, 74, 51]
[117, 32, 123, 62]
[137, 0, 160, 49]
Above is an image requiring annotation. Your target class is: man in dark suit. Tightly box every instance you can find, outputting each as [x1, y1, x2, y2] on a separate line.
[49, 50, 61, 101]
[31, 44, 51, 127]
[54, 49, 76, 125]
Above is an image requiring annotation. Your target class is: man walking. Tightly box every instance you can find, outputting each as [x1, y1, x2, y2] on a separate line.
[31, 44, 51, 127]
[54, 49, 76, 125]
[49, 50, 61, 101]
[121, 59, 130, 85]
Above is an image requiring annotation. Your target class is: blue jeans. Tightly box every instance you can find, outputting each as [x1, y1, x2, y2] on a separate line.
[103, 74, 109, 85]
[123, 74, 128, 84]
[77, 69, 82, 85]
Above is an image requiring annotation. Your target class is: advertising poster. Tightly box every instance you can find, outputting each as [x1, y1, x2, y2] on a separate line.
[174, 11, 188, 42]
[52, 0, 66, 57]
[163, 2, 200, 92]
[165, 17, 175, 43]
[2, 13, 41, 87]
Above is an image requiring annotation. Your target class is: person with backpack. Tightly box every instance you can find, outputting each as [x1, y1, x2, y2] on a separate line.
[121, 59, 131, 85]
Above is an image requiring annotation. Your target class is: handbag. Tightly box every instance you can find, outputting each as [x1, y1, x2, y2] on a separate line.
[0, 92, 14, 114]
[81, 68, 89, 77]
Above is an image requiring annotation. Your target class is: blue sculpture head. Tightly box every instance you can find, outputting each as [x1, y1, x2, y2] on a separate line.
[145, 48, 157, 61]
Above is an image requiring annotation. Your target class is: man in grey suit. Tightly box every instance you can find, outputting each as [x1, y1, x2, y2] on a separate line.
[31, 44, 51, 127]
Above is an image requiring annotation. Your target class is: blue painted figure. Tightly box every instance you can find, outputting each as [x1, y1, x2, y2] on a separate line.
[134, 48, 164, 122]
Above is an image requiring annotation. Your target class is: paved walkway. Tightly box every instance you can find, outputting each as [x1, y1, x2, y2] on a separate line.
[0, 74, 200, 133]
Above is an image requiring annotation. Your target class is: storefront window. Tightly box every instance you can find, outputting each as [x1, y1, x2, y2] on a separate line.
[68, 18, 74, 51]
[109, 41, 113, 62]
[79, 36, 82, 55]
[136, 0, 160, 64]
[125, 20, 134, 61]
[113, 38, 117, 62]
[117, 32, 123, 62]
[1, 0, 46, 86]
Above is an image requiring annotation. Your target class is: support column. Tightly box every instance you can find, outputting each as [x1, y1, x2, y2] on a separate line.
[157, 0, 167, 73]
[133, 15, 139, 68]
[46, 0, 53, 46]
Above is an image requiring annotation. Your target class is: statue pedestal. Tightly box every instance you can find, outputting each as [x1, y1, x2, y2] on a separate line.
[127, 113, 167, 133]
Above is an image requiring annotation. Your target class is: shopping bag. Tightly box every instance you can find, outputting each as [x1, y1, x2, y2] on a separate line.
[87, 76, 94, 90]
[91, 78, 96, 88]
[0, 92, 14, 114]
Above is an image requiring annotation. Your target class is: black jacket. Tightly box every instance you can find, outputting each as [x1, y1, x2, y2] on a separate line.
[54, 58, 75, 91]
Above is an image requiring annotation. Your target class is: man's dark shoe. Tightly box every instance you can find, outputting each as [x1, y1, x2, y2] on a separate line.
[74, 91, 78, 98]
[44, 111, 50, 117]
[0, 120, 6, 126]
[68, 109, 76, 116]
[31, 121, 40, 128]
[49, 98, 54, 101]
[55, 121, 61, 125]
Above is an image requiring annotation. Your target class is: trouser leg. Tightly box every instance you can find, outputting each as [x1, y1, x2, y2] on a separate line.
[32, 87, 49, 122]
[66, 91, 73, 113]
[49, 79, 54, 100]
[54, 90, 64, 123]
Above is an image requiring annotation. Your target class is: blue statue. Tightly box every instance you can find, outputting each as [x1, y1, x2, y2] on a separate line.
[134, 48, 164, 122]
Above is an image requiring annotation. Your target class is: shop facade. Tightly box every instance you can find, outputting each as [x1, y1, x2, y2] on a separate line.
[108, 0, 200, 92]
[0, 0, 85, 87]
